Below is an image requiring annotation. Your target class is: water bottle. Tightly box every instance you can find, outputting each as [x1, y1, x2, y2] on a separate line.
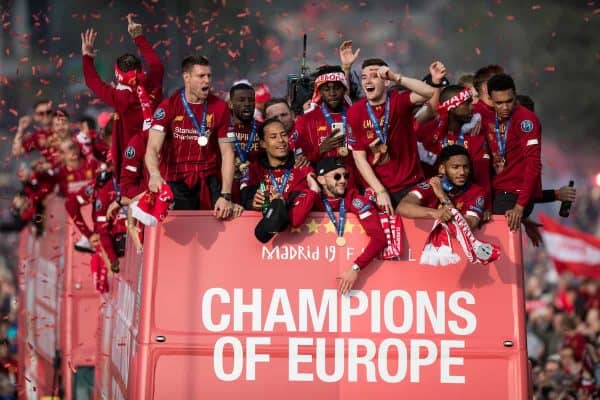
[259, 182, 270, 214]
[559, 180, 574, 218]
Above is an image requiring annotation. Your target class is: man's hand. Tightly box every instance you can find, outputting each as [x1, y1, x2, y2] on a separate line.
[376, 190, 394, 215]
[17, 116, 32, 133]
[505, 204, 524, 231]
[252, 190, 267, 210]
[148, 174, 164, 193]
[339, 40, 360, 70]
[307, 173, 321, 193]
[377, 66, 401, 83]
[231, 203, 244, 218]
[434, 207, 453, 222]
[81, 28, 98, 57]
[482, 210, 492, 224]
[127, 14, 143, 38]
[429, 61, 446, 84]
[214, 197, 233, 220]
[106, 200, 120, 219]
[319, 128, 344, 155]
[523, 218, 543, 247]
[337, 267, 359, 296]
[429, 176, 446, 200]
[556, 185, 576, 203]
[294, 154, 310, 168]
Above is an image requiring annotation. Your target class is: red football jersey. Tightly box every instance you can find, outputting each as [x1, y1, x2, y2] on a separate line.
[410, 180, 486, 220]
[347, 90, 423, 192]
[151, 92, 232, 184]
[22, 129, 63, 166]
[120, 133, 148, 199]
[486, 105, 542, 207]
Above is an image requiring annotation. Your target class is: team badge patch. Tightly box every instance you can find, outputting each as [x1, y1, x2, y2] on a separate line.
[476, 196, 485, 210]
[95, 199, 102, 211]
[520, 119, 533, 133]
[125, 146, 135, 159]
[153, 108, 166, 120]
[85, 185, 93, 197]
[418, 182, 431, 189]
[352, 198, 364, 209]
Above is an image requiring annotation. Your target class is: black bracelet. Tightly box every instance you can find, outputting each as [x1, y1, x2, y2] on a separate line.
[220, 193, 232, 201]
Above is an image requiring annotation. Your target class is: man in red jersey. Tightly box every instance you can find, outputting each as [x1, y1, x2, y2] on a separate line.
[81, 14, 164, 178]
[347, 58, 441, 215]
[416, 85, 492, 216]
[398, 145, 486, 230]
[310, 157, 387, 295]
[472, 64, 504, 125]
[12, 99, 53, 157]
[486, 74, 542, 231]
[145, 55, 235, 219]
[295, 65, 353, 164]
[228, 82, 262, 203]
[241, 118, 316, 240]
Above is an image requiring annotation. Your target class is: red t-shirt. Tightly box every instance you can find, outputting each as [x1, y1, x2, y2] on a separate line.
[120, 133, 149, 199]
[347, 90, 423, 192]
[151, 91, 232, 184]
[409, 180, 486, 220]
[486, 105, 542, 207]
[472, 101, 495, 127]
[55, 158, 99, 195]
[22, 129, 63, 166]
[295, 104, 349, 162]
[313, 188, 386, 269]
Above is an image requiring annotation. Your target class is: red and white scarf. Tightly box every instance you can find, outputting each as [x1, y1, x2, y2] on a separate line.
[364, 187, 402, 259]
[114, 64, 153, 131]
[310, 71, 352, 107]
[90, 251, 109, 293]
[420, 208, 500, 266]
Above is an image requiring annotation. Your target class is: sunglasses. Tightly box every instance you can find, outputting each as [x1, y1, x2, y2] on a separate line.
[35, 110, 53, 116]
[332, 172, 350, 181]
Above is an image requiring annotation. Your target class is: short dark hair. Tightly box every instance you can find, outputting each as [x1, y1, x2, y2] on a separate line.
[438, 144, 470, 165]
[361, 58, 388, 69]
[473, 64, 504, 93]
[439, 85, 467, 103]
[229, 82, 254, 99]
[313, 65, 344, 79]
[258, 117, 284, 140]
[264, 97, 290, 113]
[458, 74, 474, 87]
[33, 99, 51, 110]
[517, 94, 535, 112]
[487, 73, 516, 96]
[53, 109, 70, 120]
[116, 53, 142, 73]
[181, 55, 210, 73]
[79, 115, 96, 130]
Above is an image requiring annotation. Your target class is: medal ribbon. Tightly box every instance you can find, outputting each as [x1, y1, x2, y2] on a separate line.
[321, 196, 346, 238]
[268, 168, 292, 195]
[494, 115, 511, 157]
[180, 89, 208, 141]
[365, 94, 390, 145]
[230, 117, 258, 163]
[443, 130, 465, 148]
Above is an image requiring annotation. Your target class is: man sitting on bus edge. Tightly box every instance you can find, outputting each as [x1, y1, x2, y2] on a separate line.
[397, 145, 500, 266]
[308, 157, 387, 295]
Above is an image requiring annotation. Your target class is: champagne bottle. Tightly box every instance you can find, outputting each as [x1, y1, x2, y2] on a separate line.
[559, 180, 574, 218]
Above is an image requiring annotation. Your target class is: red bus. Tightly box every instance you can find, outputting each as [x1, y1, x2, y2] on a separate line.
[93, 211, 529, 400]
[17, 197, 100, 399]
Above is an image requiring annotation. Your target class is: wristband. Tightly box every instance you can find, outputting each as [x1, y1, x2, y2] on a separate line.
[220, 193, 232, 201]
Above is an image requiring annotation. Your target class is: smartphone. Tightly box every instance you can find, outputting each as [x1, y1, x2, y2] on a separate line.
[331, 122, 345, 137]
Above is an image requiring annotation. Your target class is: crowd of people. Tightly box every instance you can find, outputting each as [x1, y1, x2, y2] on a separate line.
[1, 14, 596, 397]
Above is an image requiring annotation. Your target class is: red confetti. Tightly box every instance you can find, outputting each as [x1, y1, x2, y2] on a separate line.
[506, 15, 515, 21]
[475, 47, 481, 56]
[544, 66, 556, 72]
[8, 108, 17, 116]
[531, 5, 541, 10]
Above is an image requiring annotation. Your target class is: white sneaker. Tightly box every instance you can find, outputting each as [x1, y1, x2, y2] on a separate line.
[74, 236, 94, 253]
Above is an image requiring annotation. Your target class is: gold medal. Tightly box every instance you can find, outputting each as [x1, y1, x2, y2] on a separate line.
[239, 161, 250, 172]
[336, 236, 346, 247]
[198, 136, 209, 146]
[379, 143, 388, 154]
[338, 147, 349, 157]
[493, 155, 505, 173]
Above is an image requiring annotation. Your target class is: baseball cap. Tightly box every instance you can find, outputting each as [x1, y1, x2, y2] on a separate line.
[316, 157, 346, 176]
[254, 198, 289, 243]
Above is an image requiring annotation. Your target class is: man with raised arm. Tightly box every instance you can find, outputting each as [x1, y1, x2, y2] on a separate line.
[81, 14, 164, 178]
[145, 55, 234, 219]
[347, 58, 442, 215]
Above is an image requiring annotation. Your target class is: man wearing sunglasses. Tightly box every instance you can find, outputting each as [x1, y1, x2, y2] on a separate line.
[309, 157, 387, 295]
